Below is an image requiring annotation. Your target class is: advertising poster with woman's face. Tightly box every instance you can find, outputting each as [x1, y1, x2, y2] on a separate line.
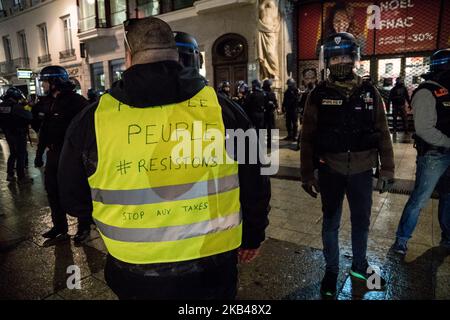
[298, 0, 446, 60]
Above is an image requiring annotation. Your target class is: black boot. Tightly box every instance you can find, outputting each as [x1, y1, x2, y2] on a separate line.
[320, 271, 338, 298]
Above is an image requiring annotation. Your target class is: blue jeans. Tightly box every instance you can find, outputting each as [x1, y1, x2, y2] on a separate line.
[318, 165, 373, 274]
[396, 150, 450, 243]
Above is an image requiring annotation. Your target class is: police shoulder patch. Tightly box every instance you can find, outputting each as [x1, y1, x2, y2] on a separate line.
[322, 99, 343, 106]
[0, 106, 12, 114]
[443, 101, 450, 107]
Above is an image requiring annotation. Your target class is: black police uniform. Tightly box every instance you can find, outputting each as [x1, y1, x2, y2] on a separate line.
[0, 96, 32, 180]
[283, 87, 300, 140]
[244, 89, 266, 130]
[389, 83, 410, 133]
[313, 81, 380, 154]
[263, 88, 278, 148]
[39, 89, 89, 233]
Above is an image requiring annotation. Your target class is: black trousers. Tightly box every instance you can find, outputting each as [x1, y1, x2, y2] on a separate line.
[104, 251, 238, 300]
[318, 165, 373, 273]
[392, 104, 408, 133]
[4, 128, 28, 179]
[285, 110, 298, 139]
[45, 149, 92, 232]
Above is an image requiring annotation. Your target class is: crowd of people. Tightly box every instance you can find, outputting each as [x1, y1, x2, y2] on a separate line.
[0, 15, 449, 300]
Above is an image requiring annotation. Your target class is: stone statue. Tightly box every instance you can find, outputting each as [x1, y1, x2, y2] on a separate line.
[258, 0, 281, 80]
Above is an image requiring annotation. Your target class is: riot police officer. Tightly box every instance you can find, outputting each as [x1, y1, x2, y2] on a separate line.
[0, 87, 33, 183]
[234, 81, 249, 107]
[388, 77, 411, 134]
[38, 66, 91, 243]
[218, 81, 232, 98]
[244, 80, 266, 131]
[262, 79, 278, 149]
[283, 78, 300, 142]
[300, 32, 395, 297]
[174, 31, 201, 70]
[394, 49, 450, 254]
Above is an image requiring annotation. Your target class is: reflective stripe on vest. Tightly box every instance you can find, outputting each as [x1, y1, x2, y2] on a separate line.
[94, 211, 241, 243]
[89, 86, 242, 264]
[91, 174, 239, 205]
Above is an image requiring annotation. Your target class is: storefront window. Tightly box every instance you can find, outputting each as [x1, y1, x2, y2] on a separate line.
[136, 0, 160, 18]
[405, 56, 430, 91]
[91, 62, 105, 94]
[378, 58, 401, 89]
[356, 60, 370, 77]
[110, 58, 125, 83]
[110, 0, 127, 26]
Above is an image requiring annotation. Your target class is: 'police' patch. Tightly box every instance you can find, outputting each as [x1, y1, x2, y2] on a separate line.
[0, 106, 12, 114]
[322, 99, 343, 106]
[443, 101, 450, 107]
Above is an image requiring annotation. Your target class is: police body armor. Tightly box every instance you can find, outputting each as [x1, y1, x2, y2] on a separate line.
[88, 86, 242, 265]
[312, 81, 380, 154]
[412, 81, 450, 156]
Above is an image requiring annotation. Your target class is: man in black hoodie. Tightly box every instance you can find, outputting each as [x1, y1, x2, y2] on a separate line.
[58, 17, 270, 300]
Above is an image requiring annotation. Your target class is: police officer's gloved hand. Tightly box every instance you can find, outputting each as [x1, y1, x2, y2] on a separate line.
[302, 179, 320, 198]
[376, 176, 394, 194]
[34, 157, 44, 168]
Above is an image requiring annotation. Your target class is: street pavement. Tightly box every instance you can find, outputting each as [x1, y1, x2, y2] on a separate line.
[0, 132, 449, 300]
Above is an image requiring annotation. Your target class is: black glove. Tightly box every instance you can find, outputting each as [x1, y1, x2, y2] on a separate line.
[34, 157, 44, 168]
[302, 179, 320, 198]
[376, 176, 394, 194]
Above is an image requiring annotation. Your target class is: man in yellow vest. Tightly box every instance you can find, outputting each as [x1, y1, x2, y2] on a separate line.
[58, 17, 270, 299]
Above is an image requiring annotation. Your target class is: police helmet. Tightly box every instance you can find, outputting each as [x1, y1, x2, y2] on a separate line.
[323, 32, 360, 65]
[237, 82, 249, 94]
[286, 78, 296, 87]
[252, 79, 262, 89]
[2, 87, 26, 102]
[173, 31, 201, 71]
[39, 66, 72, 92]
[430, 48, 450, 74]
[263, 79, 273, 90]
[220, 81, 230, 89]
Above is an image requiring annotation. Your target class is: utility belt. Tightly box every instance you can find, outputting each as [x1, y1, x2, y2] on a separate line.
[413, 134, 450, 156]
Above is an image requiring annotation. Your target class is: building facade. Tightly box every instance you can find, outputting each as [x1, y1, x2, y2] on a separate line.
[0, 0, 83, 96]
[0, 0, 297, 98]
[77, 0, 297, 97]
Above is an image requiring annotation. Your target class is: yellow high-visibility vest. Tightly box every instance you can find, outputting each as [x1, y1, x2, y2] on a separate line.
[89, 86, 242, 264]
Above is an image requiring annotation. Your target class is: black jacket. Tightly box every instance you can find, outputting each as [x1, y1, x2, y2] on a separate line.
[264, 90, 278, 113]
[389, 83, 410, 106]
[31, 95, 54, 133]
[58, 61, 270, 253]
[39, 90, 88, 150]
[0, 99, 32, 130]
[283, 87, 300, 113]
